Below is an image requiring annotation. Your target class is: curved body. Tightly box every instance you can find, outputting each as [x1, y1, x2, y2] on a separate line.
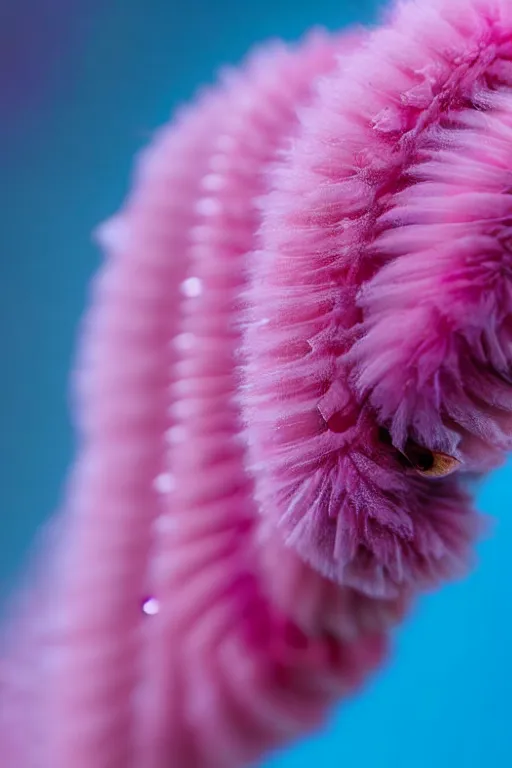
[2, 1, 512, 766]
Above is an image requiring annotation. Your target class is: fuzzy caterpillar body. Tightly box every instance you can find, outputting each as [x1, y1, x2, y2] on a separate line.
[2, 1, 512, 767]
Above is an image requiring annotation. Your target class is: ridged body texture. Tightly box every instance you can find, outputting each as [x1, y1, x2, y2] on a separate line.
[2, 1, 512, 766]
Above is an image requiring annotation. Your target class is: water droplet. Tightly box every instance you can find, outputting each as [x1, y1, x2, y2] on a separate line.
[195, 197, 222, 217]
[142, 597, 160, 616]
[181, 276, 203, 298]
[153, 473, 175, 494]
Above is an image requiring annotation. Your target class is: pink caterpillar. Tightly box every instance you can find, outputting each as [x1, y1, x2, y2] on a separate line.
[2, 0, 512, 766]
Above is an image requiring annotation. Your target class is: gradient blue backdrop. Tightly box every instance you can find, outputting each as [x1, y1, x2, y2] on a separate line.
[1, 2, 510, 766]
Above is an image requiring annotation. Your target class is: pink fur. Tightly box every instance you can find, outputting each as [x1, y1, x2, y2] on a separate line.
[243, 0, 512, 599]
[2, 0, 512, 766]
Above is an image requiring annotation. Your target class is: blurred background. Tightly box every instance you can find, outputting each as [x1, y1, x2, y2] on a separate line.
[1, 1, 510, 766]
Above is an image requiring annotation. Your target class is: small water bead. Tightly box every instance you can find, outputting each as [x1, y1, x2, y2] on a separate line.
[181, 276, 203, 298]
[142, 597, 160, 616]
[153, 473, 175, 494]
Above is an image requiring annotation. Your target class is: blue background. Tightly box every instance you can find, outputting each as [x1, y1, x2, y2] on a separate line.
[1, 1, 510, 766]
